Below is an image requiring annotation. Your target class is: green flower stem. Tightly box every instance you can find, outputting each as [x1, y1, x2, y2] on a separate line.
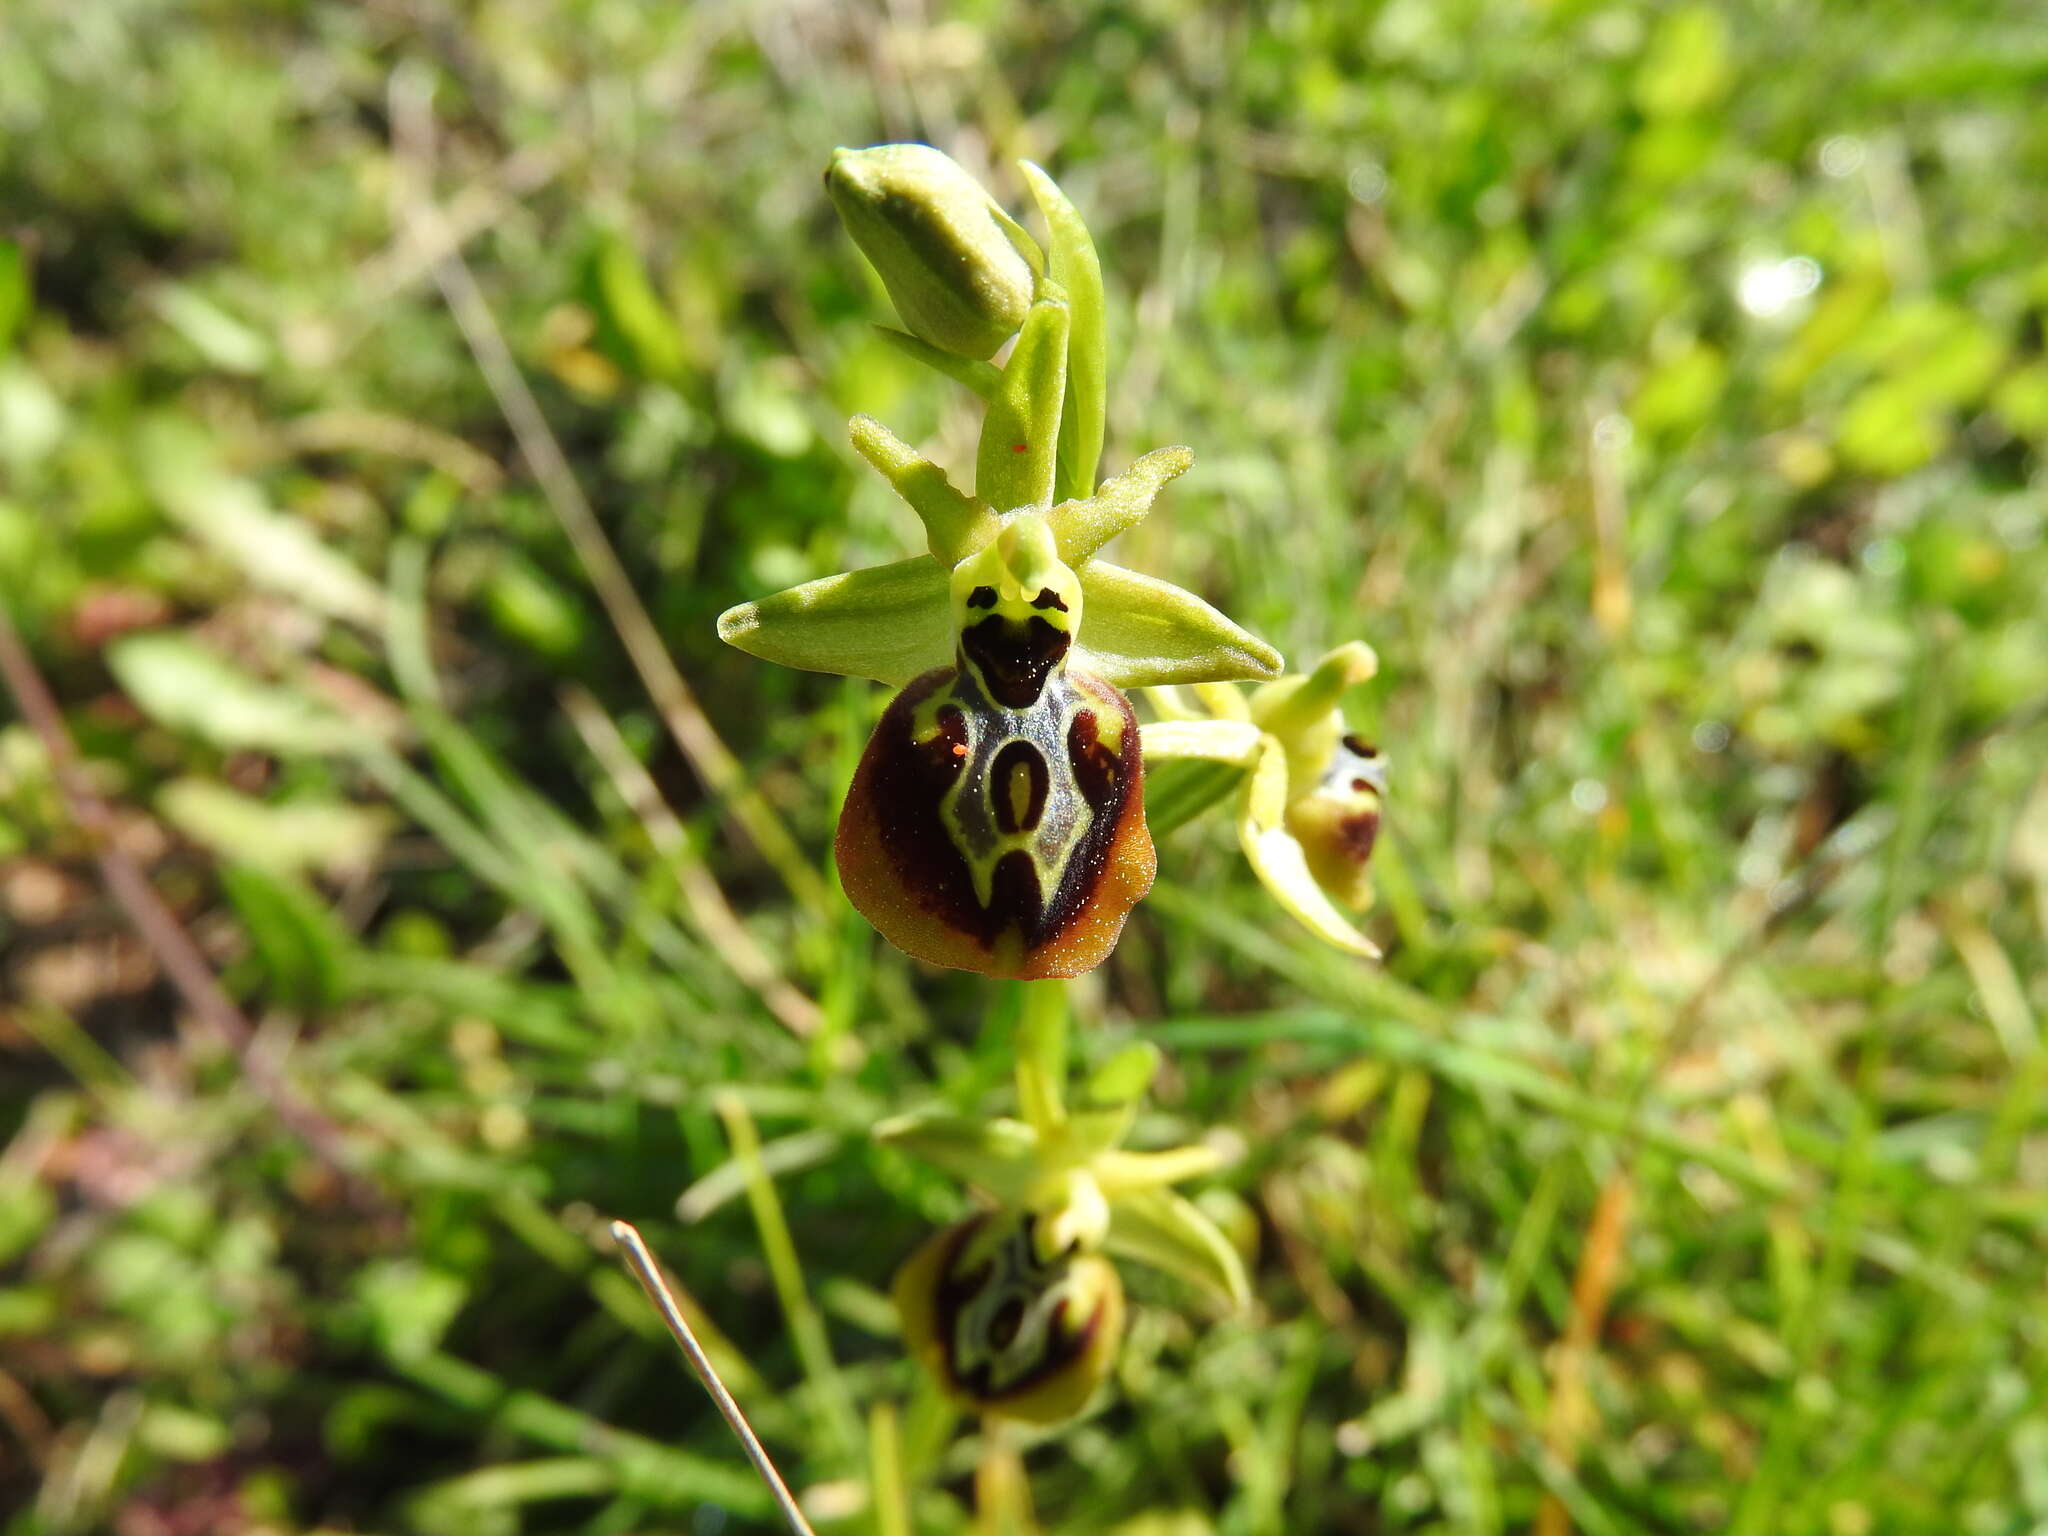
[868, 1401, 912, 1536]
[1014, 979, 1070, 1135]
[715, 1091, 861, 1459]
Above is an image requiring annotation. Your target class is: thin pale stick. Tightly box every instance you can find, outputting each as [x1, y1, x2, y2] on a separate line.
[608, 1220, 819, 1536]
[384, 70, 827, 919]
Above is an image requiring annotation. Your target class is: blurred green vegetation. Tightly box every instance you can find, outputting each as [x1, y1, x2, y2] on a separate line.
[4, 1, 2048, 1533]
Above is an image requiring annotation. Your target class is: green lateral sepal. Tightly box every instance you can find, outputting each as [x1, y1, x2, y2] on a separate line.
[1104, 1186, 1250, 1311]
[715, 555, 950, 684]
[873, 1110, 1039, 1205]
[1075, 562, 1285, 688]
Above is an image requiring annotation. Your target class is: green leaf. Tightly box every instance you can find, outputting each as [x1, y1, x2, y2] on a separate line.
[0, 240, 27, 355]
[109, 632, 355, 753]
[872, 327, 1000, 402]
[1105, 1186, 1249, 1310]
[1022, 162, 1106, 505]
[1075, 562, 1284, 688]
[848, 414, 996, 563]
[585, 228, 685, 380]
[716, 555, 951, 684]
[872, 1110, 1039, 1203]
[220, 863, 353, 1012]
[158, 779, 392, 877]
[355, 1259, 469, 1364]
[976, 293, 1069, 513]
[1048, 446, 1193, 564]
[143, 426, 386, 631]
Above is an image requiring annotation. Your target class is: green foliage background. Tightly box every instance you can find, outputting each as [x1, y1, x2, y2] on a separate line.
[4, 1, 2048, 1532]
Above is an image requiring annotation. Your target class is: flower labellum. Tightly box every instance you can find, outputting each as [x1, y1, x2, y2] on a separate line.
[825, 143, 1038, 361]
[1286, 734, 1384, 910]
[836, 516, 1155, 979]
[894, 1208, 1125, 1426]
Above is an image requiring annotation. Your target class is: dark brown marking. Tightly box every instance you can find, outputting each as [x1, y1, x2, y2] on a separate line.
[992, 738, 1050, 834]
[1064, 709, 1122, 809]
[987, 849, 1044, 933]
[961, 615, 1070, 709]
[967, 585, 998, 609]
[1342, 734, 1378, 758]
[1336, 810, 1380, 863]
[1031, 587, 1069, 613]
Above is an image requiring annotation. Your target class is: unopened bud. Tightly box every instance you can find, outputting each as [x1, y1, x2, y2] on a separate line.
[826, 143, 1037, 360]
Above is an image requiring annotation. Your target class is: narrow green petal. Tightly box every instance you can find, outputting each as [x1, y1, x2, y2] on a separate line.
[1075, 561, 1283, 688]
[1139, 719, 1262, 765]
[873, 1110, 1039, 1204]
[1094, 1145, 1228, 1194]
[872, 327, 1000, 402]
[976, 293, 1068, 513]
[1238, 738, 1382, 958]
[1248, 640, 1380, 738]
[1048, 446, 1193, 564]
[848, 414, 996, 563]
[1105, 1187, 1250, 1310]
[1021, 162, 1105, 505]
[716, 555, 950, 684]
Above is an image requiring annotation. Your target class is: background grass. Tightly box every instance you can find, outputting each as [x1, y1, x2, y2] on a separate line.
[5, 1, 2048, 1532]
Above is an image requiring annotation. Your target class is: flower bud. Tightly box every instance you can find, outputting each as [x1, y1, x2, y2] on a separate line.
[1284, 734, 1385, 910]
[826, 144, 1037, 361]
[893, 1210, 1125, 1425]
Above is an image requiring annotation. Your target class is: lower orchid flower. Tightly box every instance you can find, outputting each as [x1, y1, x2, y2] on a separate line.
[881, 994, 1249, 1424]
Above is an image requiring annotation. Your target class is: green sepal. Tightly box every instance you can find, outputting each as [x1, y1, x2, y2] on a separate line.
[872, 1110, 1039, 1204]
[1021, 162, 1105, 506]
[1083, 1041, 1162, 1109]
[1075, 562, 1284, 688]
[1105, 1186, 1250, 1311]
[873, 326, 1000, 403]
[847, 414, 996, 564]
[1049, 446, 1193, 564]
[976, 292, 1069, 513]
[715, 555, 950, 684]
